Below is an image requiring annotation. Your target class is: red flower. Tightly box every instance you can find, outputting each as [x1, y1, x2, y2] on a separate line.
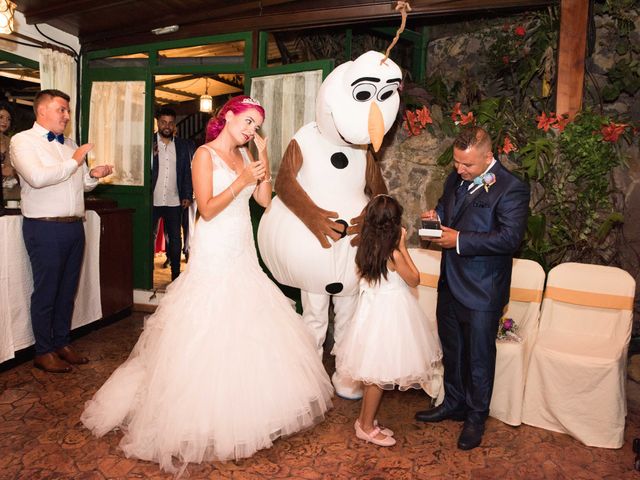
[551, 114, 571, 133]
[514, 25, 526, 37]
[601, 122, 628, 142]
[536, 111, 556, 132]
[416, 105, 433, 127]
[451, 102, 462, 121]
[459, 111, 475, 126]
[404, 110, 420, 136]
[498, 136, 517, 154]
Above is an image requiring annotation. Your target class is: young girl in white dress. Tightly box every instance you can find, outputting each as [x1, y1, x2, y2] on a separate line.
[334, 194, 444, 447]
[81, 96, 333, 475]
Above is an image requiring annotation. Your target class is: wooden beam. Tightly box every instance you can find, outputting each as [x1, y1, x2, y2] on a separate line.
[155, 86, 199, 99]
[80, 0, 557, 50]
[556, 0, 589, 118]
[18, 0, 134, 26]
[154, 74, 201, 87]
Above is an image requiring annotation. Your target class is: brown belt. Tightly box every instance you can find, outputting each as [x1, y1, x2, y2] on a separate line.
[32, 216, 84, 223]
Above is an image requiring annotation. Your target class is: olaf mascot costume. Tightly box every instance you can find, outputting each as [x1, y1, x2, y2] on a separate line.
[257, 51, 402, 399]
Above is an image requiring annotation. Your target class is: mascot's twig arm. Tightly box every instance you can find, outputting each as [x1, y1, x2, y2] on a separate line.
[275, 139, 344, 249]
[348, 147, 388, 246]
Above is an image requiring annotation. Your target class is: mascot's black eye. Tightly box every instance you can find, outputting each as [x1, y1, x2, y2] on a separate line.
[377, 84, 398, 102]
[352, 83, 377, 102]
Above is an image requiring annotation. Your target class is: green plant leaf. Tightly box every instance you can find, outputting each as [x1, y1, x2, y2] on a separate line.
[437, 144, 454, 166]
[601, 84, 621, 102]
[596, 212, 624, 241]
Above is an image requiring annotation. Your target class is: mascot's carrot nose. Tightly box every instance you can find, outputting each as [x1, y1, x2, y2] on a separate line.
[368, 101, 384, 152]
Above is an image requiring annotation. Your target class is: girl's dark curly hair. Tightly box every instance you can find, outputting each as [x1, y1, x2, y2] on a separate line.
[355, 194, 403, 284]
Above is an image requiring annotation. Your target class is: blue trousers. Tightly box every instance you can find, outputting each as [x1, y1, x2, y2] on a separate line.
[153, 206, 182, 280]
[436, 286, 501, 425]
[22, 218, 85, 355]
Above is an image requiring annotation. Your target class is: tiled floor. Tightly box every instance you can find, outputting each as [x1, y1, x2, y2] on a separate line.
[1, 312, 639, 479]
[153, 254, 185, 291]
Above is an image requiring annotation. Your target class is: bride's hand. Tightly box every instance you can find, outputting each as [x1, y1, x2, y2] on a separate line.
[239, 161, 266, 186]
[253, 132, 268, 156]
[253, 133, 270, 181]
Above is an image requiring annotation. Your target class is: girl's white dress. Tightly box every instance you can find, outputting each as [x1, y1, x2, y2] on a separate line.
[334, 269, 444, 402]
[81, 146, 333, 474]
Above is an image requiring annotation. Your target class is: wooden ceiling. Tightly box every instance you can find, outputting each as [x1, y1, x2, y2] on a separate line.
[14, 0, 557, 52]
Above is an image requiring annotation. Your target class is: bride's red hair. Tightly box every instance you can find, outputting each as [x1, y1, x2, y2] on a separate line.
[205, 95, 265, 142]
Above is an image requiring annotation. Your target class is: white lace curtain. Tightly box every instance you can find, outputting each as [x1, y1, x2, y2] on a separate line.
[87, 81, 146, 186]
[39, 49, 77, 138]
[250, 70, 323, 176]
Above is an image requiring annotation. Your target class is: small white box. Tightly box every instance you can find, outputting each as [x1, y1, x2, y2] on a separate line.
[419, 228, 442, 238]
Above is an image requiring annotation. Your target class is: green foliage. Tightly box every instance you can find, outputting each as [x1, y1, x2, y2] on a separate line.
[602, 59, 640, 101]
[402, 5, 637, 270]
[520, 110, 627, 269]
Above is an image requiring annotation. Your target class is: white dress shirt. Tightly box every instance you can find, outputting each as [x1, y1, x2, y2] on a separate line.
[153, 134, 180, 207]
[10, 122, 98, 218]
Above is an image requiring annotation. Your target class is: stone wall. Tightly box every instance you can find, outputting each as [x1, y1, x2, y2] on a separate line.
[378, 121, 450, 246]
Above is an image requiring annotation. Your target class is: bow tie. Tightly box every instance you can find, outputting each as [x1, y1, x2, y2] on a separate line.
[47, 131, 65, 144]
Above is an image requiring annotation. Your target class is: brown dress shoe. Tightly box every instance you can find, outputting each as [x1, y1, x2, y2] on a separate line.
[34, 352, 72, 373]
[55, 345, 89, 365]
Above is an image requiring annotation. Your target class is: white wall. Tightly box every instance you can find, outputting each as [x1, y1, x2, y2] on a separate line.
[0, 10, 80, 62]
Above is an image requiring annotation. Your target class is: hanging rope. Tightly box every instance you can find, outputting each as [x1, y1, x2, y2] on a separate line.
[381, 1, 412, 64]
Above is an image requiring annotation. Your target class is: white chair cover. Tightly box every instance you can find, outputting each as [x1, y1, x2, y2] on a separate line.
[489, 258, 545, 426]
[407, 248, 443, 401]
[522, 262, 635, 448]
[407, 249, 548, 424]
[407, 248, 441, 320]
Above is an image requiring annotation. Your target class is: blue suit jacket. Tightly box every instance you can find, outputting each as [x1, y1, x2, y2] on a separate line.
[152, 136, 195, 202]
[435, 160, 530, 311]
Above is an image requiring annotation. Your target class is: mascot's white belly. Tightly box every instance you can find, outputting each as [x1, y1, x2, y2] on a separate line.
[258, 122, 369, 296]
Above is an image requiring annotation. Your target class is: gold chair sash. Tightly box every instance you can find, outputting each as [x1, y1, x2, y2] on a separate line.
[510, 287, 543, 303]
[419, 274, 542, 304]
[544, 286, 634, 310]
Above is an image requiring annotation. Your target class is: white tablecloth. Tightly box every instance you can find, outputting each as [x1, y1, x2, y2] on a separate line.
[0, 212, 103, 363]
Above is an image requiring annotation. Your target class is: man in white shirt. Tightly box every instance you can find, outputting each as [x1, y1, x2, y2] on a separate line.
[152, 107, 194, 281]
[11, 89, 113, 373]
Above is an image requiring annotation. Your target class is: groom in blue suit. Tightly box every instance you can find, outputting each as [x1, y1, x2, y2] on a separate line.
[415, 126, 529, 450]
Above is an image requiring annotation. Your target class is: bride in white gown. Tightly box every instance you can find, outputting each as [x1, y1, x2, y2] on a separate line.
[81, 96, 333, 474]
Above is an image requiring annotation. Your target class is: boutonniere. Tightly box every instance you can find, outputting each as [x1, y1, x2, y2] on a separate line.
[473, 172, 496, 192]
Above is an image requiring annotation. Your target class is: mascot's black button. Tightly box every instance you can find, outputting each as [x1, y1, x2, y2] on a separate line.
[325, 282, 344, 294]
[330, 152, 349, 169]
[332, 219, 349, 239]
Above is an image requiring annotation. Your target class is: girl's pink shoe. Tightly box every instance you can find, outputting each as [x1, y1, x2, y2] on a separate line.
[374, 419, 394, 436]
[354, 420, 396, 447]
[355, 418, 394, 436]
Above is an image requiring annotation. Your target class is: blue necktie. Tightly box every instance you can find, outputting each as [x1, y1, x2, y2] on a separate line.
[47, 131, 65, 144]
[455, 180, 471, 205]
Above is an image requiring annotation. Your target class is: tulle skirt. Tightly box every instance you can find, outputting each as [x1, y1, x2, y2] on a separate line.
[81, 256, 333, 474]
[334, 278, 444, 403]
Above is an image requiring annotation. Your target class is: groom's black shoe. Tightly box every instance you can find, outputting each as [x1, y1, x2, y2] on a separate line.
[415, 404, 466, 423]
[457, 422, 485, 450]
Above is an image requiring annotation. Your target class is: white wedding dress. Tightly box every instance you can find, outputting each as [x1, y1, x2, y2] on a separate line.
[81, 146, 333, 474]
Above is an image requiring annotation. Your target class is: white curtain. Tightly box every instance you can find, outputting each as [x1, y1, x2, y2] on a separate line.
[250, 70, 322, 176]
[39, 49, 77, 138]
[87, 81, 146, 186]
